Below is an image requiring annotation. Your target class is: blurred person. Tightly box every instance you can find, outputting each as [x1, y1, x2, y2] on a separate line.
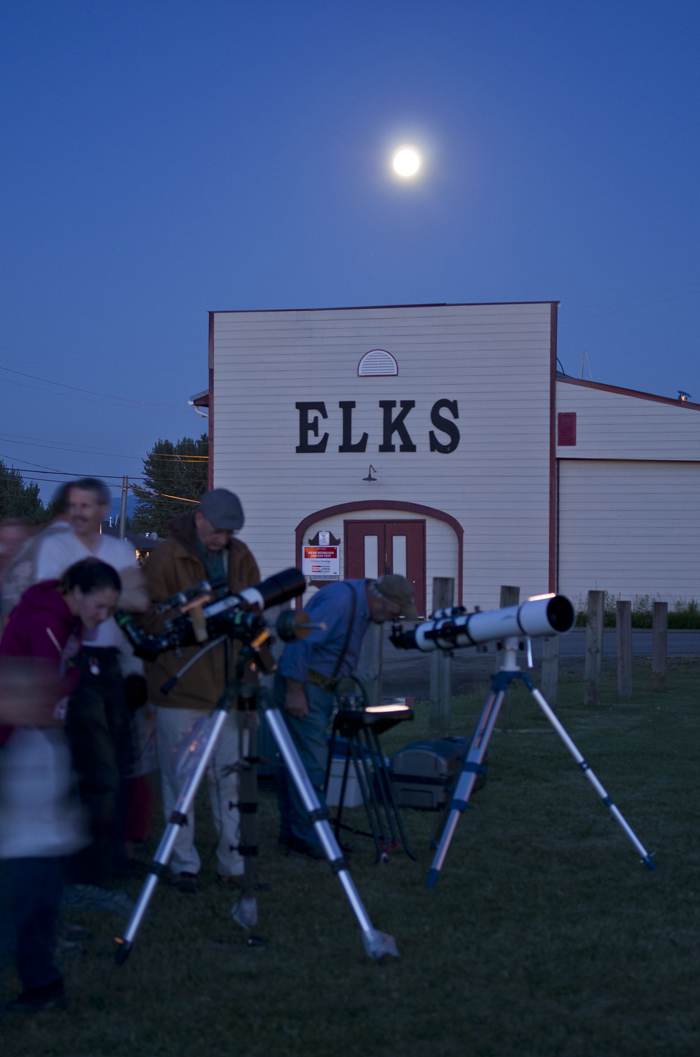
[0, 558, 121, 1014]
[32, 478, 149, 895]
[0, 484, 73, 626]
[122, 668, 157, 861]
[141, 489, 259, 893]
[0, 520, 33, 616]
[275, 574, 417, 859]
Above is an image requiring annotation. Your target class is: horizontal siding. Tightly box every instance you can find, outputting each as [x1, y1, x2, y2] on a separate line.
[558, 460, 700, 602]
[556, 380, 700, 461]
[214, 303, 554, 610]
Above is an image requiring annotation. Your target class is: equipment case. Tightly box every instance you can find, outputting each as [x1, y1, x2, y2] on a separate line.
[389, 737, 486, 810]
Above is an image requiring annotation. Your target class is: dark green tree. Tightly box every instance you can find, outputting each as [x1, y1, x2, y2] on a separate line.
[132, 434, 209, 536]
[0, 461, 48, 524]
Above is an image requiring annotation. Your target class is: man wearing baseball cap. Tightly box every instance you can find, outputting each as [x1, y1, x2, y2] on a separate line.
[140, 489, 259, 893]
[275, 572, 417, 859]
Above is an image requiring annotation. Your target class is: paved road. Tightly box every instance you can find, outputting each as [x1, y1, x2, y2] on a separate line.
[380, 627, 700, 699]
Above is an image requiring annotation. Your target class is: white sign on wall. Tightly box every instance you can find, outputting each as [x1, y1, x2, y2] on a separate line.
[302, 545, 340, 580]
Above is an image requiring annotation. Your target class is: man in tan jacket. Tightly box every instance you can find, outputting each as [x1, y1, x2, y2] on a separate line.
[142, 489, 259, 892]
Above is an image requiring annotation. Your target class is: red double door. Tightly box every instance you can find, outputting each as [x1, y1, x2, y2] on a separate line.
[344, 519, 426, 617]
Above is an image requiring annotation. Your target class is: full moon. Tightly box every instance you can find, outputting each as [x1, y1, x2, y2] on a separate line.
[393, 147, 420, 177]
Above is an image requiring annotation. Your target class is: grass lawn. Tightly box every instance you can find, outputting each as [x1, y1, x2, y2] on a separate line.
[3, 658, 700, 1056]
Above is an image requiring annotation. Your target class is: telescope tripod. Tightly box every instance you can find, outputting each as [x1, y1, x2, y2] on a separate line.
[427, 636, 656, 889]
[115, 641, 398, 964]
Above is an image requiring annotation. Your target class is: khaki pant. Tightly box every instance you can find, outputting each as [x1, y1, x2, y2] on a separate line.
[156, 707, 244, 877]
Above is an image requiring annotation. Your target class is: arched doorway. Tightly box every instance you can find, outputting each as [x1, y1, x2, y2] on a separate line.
[295, 500, 463, 615]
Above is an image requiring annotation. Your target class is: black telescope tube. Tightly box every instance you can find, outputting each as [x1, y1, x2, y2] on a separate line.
[254, 568, 306, 609]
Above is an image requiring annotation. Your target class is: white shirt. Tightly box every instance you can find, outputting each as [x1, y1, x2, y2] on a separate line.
[0, 728, 87, 859]
[35, 530, 138, 648]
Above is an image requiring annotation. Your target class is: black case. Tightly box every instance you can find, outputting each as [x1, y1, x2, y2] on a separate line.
[389, 737, 486, 810]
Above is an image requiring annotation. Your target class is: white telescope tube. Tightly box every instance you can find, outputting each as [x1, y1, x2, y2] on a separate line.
[412, 594, 574, 652]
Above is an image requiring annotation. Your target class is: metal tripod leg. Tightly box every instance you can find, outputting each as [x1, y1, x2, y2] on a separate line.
[356, 725, 411, 860]
[231, 707, 261, 932]
[426, 685, 506, 889]
[115, 706, 229, 963]
[366, 727, 416, 861]
[263, 704, 399, 960]
[524, 679, 656, 870]
[347, 731, 386, 863]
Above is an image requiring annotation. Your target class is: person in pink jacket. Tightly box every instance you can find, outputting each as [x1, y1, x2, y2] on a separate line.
[0, 558, 121, 1015]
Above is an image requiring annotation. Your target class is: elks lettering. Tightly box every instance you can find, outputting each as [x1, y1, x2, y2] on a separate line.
[295, 400, 460, 454]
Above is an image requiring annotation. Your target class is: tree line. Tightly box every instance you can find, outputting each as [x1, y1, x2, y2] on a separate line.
[1, 433, 208, 538]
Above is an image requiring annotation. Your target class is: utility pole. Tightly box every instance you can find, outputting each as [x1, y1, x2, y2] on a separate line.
[119, 476, 128, 540]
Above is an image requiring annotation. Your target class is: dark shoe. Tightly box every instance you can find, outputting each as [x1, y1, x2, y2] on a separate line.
[288, 837, 326, 861]
[173, 872, 198, 893]
[6, 979, 66, 1013]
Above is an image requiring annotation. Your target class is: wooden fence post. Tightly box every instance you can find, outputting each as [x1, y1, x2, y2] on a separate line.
[584, 590, 605, 706]
[541, 635, 560, 706]
[500, 585, 521, 610]
[652, 602, 668, 691]
[357, 620, 383, 709]
[496, 586, 520, 725]
[616, 600, 632, 699]
[496, 586, 520, 664]
[430, 577, 454, 735]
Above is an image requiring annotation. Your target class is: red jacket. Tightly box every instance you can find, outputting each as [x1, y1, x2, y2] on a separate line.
[0, 581, 81, 744]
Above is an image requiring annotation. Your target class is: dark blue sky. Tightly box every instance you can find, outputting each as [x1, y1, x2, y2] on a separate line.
[1, 0, 698, 502]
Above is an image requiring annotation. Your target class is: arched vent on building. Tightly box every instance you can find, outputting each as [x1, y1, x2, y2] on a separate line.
[358, 349, 398, 377]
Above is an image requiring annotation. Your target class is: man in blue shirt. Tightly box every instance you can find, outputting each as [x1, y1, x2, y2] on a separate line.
[275, 574, 417, 858]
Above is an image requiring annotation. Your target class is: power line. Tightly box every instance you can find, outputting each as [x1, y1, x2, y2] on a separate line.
[0, 431, 208, 465]
[146, 452, 208, 460]
[0, 368, 189, 412]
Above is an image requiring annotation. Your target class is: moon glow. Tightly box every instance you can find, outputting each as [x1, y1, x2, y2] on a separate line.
[393, 147, 420, 177]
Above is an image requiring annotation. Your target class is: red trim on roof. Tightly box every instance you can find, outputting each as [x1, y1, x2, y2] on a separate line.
[210, 300, 559, 314]
[548, 304, 557, 593]
[556, 375, 700, 412]
[208, 314, 214, 490]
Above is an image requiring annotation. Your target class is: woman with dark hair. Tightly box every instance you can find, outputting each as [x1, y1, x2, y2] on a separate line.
[0, 558, 121, 1014]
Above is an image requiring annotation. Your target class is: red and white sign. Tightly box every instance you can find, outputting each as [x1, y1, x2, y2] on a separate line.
[302, 545, 339, 580]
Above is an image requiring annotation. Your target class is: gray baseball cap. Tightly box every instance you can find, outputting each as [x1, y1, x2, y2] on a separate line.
[198, 489, 244, 531]
[375, 574, 418, 619]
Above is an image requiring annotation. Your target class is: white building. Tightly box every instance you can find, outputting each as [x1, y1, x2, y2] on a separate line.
[195, 301, 700, 615]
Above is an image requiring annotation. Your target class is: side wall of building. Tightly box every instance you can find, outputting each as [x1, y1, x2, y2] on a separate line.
[558, 460, 700, 604]
[555, 379, 700, 605]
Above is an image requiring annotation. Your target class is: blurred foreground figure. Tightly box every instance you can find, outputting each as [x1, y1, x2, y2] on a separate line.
[33, 478, 148, 892]
[0, 520, 33, 617]
[0, 558, 120, 1014]
[0, 484, 73, 628]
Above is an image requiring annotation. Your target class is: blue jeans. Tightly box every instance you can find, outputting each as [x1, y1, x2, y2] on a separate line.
[274, 673, 335, 847]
